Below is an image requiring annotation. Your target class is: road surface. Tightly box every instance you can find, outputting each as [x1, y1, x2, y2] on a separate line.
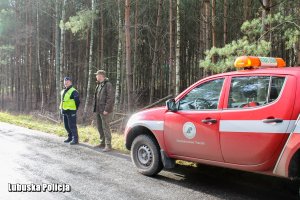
[0, 122, 298, 200]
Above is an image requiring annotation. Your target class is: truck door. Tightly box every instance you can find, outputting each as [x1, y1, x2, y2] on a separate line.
[220, 75, 295, 165]
[164, 78, 225, 161]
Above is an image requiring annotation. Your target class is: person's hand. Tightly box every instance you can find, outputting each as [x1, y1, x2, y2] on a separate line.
[103, 111, 108, 115]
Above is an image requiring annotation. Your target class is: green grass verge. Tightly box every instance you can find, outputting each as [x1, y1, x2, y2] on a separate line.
[0, 112, 129, 153]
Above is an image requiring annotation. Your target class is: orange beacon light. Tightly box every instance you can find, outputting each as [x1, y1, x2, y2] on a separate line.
[234, 56, 286, 69]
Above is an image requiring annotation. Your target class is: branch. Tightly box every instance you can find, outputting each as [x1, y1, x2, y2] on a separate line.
[269, 0, 288, 9]
[109, 94, 173, 126]
[110, 117, 125, 126]
[258, 21, 300, 42]
[259, 0, 288, 10]
[38, 114, 60, 123]
[258, 0, 265, 9]
[142, 94, 173, 110]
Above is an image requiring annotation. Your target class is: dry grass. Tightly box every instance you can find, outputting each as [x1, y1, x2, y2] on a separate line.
[0, 112, 129, 153]
[0, 112, 197, 167]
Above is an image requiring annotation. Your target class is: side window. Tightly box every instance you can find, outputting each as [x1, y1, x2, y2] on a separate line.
[228, 76, 285, 109]
[178, 79, 224, 110]
[269, 77, 285, 102]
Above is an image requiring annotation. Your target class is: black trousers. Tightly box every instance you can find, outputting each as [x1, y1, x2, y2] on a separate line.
[63, 111, 78, 142]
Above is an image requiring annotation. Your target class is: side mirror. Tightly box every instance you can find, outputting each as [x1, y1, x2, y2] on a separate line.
[166, 98, 178, 112]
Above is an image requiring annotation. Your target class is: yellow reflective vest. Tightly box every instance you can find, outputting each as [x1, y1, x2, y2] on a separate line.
[59, 87, 77, 110]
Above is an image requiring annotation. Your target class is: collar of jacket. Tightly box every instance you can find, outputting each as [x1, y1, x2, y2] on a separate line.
[64, 85, 73, 91]
[96, 78, 109, 85]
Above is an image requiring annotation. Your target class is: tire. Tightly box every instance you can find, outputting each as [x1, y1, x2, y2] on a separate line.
[131, 135, 163, 176]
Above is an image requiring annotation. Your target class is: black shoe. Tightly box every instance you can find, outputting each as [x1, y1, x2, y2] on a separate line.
[70, 140, 79, 145]
[102, 146, 112, 152]
[94, 144, 105, 148]
[64, 138, 72, 143]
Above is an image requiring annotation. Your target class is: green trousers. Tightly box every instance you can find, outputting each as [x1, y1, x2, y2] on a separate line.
[96, 113, 112, 147]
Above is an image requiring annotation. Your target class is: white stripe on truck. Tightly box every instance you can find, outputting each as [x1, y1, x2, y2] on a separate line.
[294, 122, 300, 133]
[220, 120, 293, 133]
[127, 120, 164, 131]
[127, 119, 298, 134]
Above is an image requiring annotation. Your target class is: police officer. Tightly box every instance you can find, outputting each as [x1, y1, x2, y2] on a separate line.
[60, 77, 80, 145]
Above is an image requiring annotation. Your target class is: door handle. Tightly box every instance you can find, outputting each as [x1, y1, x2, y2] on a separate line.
[202, 118, 217, 124]
[262, 118, 283, 123]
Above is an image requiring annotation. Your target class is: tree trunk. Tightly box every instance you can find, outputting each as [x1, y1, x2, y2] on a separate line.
[175, 0, 180, 95]
[223, 0, 228, 46]
[211, 0, 216, 47]
[204, 0, 210, 51]
[168, 0, 174, 95]
[84, 32, 90, 99]
[99, 0, 104, 67]
[115, 0, 123, 110]
[60, 0, 66, 78]
[243, 0, 252, 21]
[211, 0, 216, 63]
[24, 0, 29, 111]
[121, 34, 126, 109]
[297, 36, 300, 65]
[83, 0, 95, 122]
[28, 1, 33, 110]
[125, 0, 133, 113]
[28, 0, 33, 111]
[133, 0, 139, 93]
[55, 0, 61, 115]
[203, 0, 210, 77]
[15, 1, 21, 112]
[261, 0, 270, 40]
[296, 6, 300, 65]
[149, 0, 162, 104]
[36, 0, 44, 111]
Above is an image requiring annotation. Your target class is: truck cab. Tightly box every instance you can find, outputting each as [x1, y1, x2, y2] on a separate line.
[124, 56, 300, 185]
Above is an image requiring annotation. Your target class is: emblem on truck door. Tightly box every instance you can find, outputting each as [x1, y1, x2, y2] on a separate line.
[183, 122, 196, 139]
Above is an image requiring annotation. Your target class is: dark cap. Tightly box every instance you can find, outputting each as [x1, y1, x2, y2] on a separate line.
[94, 70, 106, 76]
[64, 77, 72, 81]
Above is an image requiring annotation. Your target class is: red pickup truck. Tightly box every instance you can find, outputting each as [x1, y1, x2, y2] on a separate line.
[124, 56, 300, 195]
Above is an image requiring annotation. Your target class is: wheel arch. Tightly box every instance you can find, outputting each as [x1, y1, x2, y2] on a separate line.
[126, 125, 163, 151]
[289, 148, 300, 179]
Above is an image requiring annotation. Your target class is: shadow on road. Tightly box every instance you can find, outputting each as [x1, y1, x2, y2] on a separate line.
[13, 129, 297, 200]
[154, 164, 298, 200]
[77, 143, 131, 160]
[75, 141, 298, 200]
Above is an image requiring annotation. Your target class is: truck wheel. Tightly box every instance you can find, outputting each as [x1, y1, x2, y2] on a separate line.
[131, 135, 163, 176]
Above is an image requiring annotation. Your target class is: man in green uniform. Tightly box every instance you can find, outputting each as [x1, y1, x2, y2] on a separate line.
[93, 70, 115, 152]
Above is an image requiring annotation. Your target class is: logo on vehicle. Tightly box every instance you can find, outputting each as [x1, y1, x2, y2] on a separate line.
[182, 122, 196, 139]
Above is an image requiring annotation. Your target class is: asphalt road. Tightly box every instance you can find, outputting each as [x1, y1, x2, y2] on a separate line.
[0, 122, 298, 200]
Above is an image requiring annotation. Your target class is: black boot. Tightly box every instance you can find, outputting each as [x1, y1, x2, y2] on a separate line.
[64, 138, 72, 143]
[70, 140, 79, 145]
[94, 144, 105, 148]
